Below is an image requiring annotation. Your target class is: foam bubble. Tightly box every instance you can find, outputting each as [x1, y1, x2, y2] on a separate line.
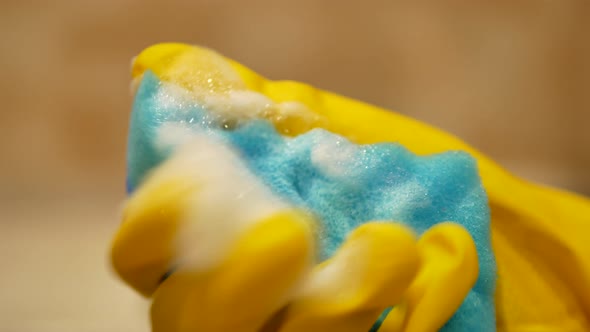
[382, 180, 431, 220]
[150, 78, 325, 135]
[311, 134, 358, 177]
[155, 81, 194, 111]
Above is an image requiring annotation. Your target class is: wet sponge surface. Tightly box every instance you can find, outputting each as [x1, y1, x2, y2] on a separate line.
[127, 71, 496, 331]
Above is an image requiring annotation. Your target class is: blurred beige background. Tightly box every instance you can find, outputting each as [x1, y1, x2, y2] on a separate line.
[0, 1, 588, 331]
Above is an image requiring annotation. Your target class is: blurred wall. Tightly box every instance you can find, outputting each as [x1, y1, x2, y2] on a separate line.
[0, 1, 588, 331]
[2, 0, 589, 199]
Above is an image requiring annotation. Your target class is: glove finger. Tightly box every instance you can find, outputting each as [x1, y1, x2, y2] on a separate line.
[151, 210, 315, 332]
[379, 222, 479, 332]
[276, 222, 420, 332]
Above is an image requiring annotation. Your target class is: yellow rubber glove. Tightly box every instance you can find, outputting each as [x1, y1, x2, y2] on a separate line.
[279, 222, 478, 332]
[117, 43, 590, 331]
[112, 139, 317, 332]
[112, 135, 479, 332]
[379, 223, 479, 332]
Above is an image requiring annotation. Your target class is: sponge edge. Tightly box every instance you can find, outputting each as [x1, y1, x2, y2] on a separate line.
[127, 70, 496, 331]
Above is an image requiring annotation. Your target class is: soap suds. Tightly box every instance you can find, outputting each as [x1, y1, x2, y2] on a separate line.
[383, 180, 431, 220]
[146, 77, 324, 135]
[311, 134, 359, 177]
[164, 47, 245, 95]
[155, 82, 194, 111]
[156, 122, 198, 152]
[151, 133, 291, 271]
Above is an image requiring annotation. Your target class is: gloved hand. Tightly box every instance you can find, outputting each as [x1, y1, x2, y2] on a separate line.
[112, 43, 590, 332]
[111, 144, 479, 332]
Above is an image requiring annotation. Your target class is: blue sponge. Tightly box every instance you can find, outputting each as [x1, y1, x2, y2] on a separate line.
[127, 71, 496, 331]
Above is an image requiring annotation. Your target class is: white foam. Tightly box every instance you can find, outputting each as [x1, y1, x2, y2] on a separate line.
[155, 82, 194, 111]
[147, 133, 290, 271]
[153, 79, 323, 134]
[155, 122, 198, 152]
[201, 89, 270, 121]
[385, 180, 431, 219]
[311, 134, 358, 177]
[226, 90, 274, 116]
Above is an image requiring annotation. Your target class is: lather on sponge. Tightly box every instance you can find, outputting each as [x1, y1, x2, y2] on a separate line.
[111, 43, 590, 332]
